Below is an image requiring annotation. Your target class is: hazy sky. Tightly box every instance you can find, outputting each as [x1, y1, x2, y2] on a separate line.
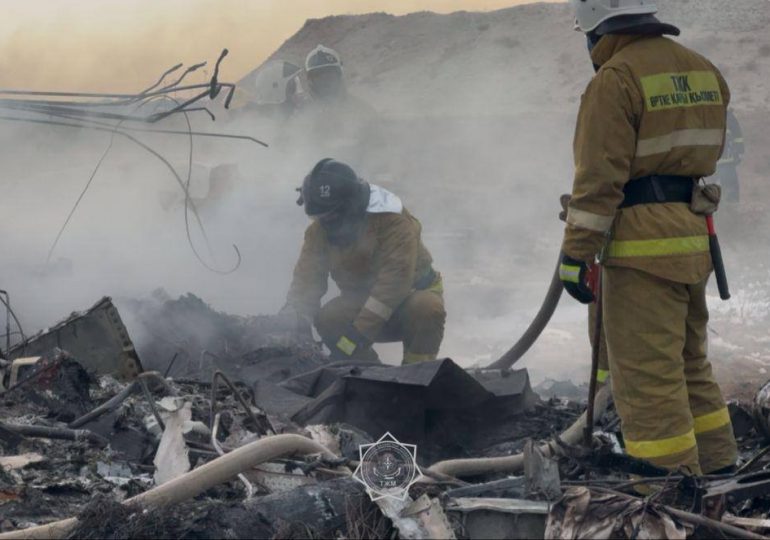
[0, 0, 553, 92]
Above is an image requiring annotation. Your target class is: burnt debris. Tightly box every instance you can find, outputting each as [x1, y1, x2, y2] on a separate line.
[1, 294, 770, 540]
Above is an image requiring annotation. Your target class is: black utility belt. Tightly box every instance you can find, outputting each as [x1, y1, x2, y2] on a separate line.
[414, 268, 438, 290]
[620, 175, 695, 209]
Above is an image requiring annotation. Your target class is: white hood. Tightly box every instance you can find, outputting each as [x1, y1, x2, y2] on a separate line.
[367, 184, 403, 214]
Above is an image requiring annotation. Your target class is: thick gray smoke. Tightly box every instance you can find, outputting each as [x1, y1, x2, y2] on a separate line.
[1, 1, 769, 386]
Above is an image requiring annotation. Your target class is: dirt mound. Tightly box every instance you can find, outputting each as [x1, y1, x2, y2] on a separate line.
[240, 0, 770, 115]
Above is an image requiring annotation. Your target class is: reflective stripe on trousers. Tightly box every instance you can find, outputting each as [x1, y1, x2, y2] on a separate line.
[625, 407, 731, 460]
[694, 407, 731, 435]
[625, 429, 697, 460]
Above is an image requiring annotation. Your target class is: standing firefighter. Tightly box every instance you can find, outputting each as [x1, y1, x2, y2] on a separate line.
[560, 0, 737, 474]
[283, 158, 446, 364]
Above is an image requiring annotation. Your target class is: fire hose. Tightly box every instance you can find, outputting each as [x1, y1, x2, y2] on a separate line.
[487, 252, 564, 370]
[429, 384, 612, 478]
[0, 434, 339, 540]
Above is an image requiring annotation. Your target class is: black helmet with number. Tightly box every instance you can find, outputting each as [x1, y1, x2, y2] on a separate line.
[297, 158, 370, 219]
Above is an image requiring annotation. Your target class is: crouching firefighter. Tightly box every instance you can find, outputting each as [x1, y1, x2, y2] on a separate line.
[560, 0, 738, 475]
[281, 158, 446, 364]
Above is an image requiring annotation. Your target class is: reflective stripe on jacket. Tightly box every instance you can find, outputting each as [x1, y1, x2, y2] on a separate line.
[563, 34, 730, 284]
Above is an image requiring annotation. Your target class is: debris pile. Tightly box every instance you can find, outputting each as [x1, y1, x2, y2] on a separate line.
[1, 296, 770, 539]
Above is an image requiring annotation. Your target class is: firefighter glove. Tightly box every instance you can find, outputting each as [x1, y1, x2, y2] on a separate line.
[334, 325, 371, 358]
[560, 254, 596, 304]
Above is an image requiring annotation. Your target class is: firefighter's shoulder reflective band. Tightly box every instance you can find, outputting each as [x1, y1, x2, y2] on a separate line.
[640, 70, 723, 112]
[636, 129, 724, 157]
[364, 296, 393, 321]
[559, 264, 581, 284]
[596, 369, 610, 384]
[608, 235, 709, 258]
[566, 207, 615, 232]
[336, 336, 357, 356]
[694, 407, 731, 434]
[625, 429, 697, 459]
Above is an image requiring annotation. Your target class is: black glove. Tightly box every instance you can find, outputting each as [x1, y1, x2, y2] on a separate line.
[333, 324, 371, 359]
[559, 254, 596, 304]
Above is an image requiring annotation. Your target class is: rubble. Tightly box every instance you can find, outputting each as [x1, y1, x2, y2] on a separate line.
[1, 295, 770, 540]
[545, 487, 692, 540]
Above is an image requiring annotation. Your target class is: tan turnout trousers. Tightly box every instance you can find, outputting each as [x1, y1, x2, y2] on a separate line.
[314, 287, 446, 365]
[603, 267, 736, 474]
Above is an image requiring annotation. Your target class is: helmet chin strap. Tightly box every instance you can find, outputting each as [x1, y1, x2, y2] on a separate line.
[586, 33, 602, 72]
[586, 32, 601, 53]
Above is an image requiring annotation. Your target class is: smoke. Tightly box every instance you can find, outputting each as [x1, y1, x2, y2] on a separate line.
[1, 1, 768, 384]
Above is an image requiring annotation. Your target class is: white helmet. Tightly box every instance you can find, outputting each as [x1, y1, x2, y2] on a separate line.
[569, 0, 657, 33]
[305, 45, 343, 74]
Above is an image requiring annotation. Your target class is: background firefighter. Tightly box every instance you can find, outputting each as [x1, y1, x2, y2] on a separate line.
[560, 0, 738, 475]
[292, 45, 382, 171]
[281, 158, 446, 365]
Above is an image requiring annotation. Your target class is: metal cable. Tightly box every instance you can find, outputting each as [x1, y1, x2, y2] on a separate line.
[0, 114, 243, 274]
[211, 413, 255, 498]
[209, 370, 272, 435]
[0, 293, 25, 346]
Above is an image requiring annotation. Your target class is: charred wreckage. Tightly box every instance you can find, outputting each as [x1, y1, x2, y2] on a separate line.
[0, 293, 769, 540]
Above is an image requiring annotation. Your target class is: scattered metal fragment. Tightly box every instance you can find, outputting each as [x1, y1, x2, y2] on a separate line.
[0, 454, 46, 472]
[523, 440, 561, 501]
[446, 497, 549, 540]
[7, 358, 40, 388]
[8, 298, 142, 381]
[247, 461, 315, 494]
[724, 515, 770, 532]
[376, 494, 456, 540]
[731, 400, 758, 439]
[702, 471, 770, 520]
[443, 477, 526, 500]
[1, 424, 108, 447]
